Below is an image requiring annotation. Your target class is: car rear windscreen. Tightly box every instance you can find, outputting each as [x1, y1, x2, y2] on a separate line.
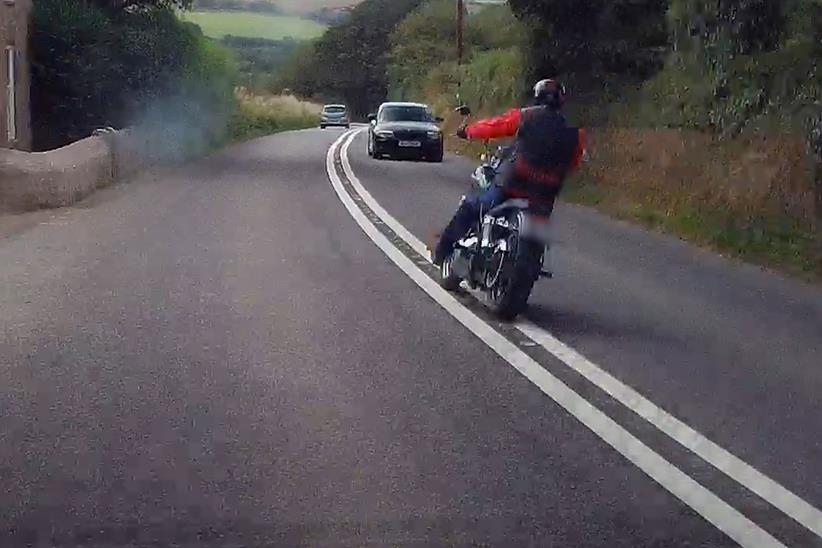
[324, 106, 346, 114]
[379, 106, 431, 123]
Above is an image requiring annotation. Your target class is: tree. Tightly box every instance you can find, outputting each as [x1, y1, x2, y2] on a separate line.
[31, 0, 235, 150]
[386, 1, 527, 104]
[387, 0, 462, 99]
[507, 0, 668, 81]
[661, 0, 822, 133]
[280, 0, 424, 115]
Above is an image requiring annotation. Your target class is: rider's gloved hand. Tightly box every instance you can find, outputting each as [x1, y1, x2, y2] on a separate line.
[456, 125, 468, 140]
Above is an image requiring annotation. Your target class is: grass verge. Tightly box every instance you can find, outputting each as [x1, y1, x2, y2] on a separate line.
[563, 176, 821, 281]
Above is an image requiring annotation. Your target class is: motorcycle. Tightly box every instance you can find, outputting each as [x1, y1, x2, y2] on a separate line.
[439, 106, 553, 320]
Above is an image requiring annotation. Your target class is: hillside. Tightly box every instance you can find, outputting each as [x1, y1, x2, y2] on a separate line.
[193, 0, 363, 16]
[183, 11, 326, 40]
[273, 0, 362, 15]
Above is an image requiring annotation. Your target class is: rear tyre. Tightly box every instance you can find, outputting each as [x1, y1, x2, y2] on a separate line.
[488, 239, 542, 321]
[320, 124, 326, 130]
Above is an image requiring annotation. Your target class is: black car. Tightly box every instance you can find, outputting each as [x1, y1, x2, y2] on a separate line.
[367, 102, 444, 162]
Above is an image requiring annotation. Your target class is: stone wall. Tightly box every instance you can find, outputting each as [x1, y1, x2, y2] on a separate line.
[0, 129, 152, 212]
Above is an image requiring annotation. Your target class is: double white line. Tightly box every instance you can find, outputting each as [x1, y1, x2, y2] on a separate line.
[327, 129, 822, 546]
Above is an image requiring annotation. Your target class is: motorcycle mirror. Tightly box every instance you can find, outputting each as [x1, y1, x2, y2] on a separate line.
[455, 105, 471, 116]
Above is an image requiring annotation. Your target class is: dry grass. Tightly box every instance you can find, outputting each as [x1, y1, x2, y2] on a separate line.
[585, 129, 815, 224]
[571, 128, 821, 278]
[236, 87, 322, 117]
[229, 87, 321, 141]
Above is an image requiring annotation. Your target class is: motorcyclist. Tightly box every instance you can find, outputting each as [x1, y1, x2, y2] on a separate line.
[432, 79, 586, 266]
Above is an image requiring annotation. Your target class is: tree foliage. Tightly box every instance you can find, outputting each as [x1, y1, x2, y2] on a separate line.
[277, 0, 424, 115]
[387, 0, 462, 99]
[649, 0, 822, 132]
[31, 0, 236, 150]
[505, 0, 821, 132]
[386, 1, 527, 107]
[507, 0, 669, 81]
[277, 0, 820, 133]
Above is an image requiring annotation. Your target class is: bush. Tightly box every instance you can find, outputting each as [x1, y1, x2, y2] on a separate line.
[31, 0, 238, 152]
[638, 0, 822, 135]
[460, 48, 524, 114]
[387, 0, 461, 101]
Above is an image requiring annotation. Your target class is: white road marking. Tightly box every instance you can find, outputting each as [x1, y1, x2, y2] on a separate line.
[339, 129, 822, 541]
[327, 131, 785, 547]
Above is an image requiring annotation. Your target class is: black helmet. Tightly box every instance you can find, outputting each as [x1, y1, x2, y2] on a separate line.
[533, 79, 567, 109]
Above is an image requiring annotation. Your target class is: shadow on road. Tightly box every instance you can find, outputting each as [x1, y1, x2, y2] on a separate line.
[524, 303, 678, 348]
[374, 156, 447, 164]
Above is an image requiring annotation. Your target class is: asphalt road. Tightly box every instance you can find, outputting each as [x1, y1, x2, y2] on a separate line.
[1, 127, 820, 547]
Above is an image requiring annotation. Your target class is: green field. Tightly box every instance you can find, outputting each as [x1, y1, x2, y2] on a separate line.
[184, 11, 326, 40]
[270, 0, 361, 15]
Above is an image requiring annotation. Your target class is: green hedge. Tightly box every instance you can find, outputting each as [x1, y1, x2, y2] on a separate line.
[31, 0, 237, 152]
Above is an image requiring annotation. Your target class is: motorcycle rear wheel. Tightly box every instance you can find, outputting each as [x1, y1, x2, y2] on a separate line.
[487, 239, 542, 320]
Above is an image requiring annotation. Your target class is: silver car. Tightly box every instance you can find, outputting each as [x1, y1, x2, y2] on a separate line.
[320, 104, 350, 129]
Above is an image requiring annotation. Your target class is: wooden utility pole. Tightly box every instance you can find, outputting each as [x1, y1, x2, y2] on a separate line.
[456, 0, 465, 67]
[456, 0, 465, 102]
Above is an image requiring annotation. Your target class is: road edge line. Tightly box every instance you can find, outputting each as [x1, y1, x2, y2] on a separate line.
[327, 130, 785, 548]
[339, 130, 822, 540]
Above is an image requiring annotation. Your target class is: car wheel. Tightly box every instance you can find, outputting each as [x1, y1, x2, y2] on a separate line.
[428, 146, 444, 163]
[320, 124, 326, 129]
[367, 137, 374, 157]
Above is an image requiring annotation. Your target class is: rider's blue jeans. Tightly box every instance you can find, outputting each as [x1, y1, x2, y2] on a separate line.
[435, 185, 504, 261]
